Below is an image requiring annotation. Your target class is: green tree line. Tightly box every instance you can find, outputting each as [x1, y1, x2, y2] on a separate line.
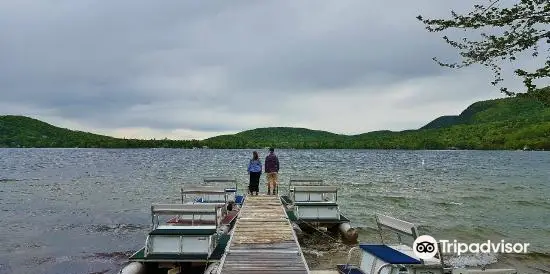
[1, 90, 550, 150]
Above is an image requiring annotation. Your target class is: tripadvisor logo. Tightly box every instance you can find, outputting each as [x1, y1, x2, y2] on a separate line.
[413, 235, 530, 258]
[413, 235, 439, 259]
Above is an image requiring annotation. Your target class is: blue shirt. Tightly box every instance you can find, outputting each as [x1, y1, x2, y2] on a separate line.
[248, 159, 262, 173]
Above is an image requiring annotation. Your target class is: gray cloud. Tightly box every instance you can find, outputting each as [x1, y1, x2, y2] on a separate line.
[0, 0, 518, 138]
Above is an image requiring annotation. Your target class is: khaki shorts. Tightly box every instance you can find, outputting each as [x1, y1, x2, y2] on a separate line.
[267, 172, 278, 185]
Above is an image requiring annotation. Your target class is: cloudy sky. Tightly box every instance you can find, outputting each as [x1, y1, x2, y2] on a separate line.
[0, 0, 530, 140]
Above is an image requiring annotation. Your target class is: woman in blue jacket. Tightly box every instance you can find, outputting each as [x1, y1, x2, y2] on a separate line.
[247, 151, 262, 195]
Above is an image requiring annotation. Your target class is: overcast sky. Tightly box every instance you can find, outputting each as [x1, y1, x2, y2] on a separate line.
[1, 0, 530, 140]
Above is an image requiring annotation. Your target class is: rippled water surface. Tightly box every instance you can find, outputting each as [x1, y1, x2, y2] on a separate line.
[0, 149, 549, 273]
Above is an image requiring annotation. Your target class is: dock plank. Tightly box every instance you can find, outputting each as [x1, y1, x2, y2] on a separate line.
[217, 194, 310, 274]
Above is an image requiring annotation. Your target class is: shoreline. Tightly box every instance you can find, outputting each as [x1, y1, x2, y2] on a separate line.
[0, 147, 547, 151]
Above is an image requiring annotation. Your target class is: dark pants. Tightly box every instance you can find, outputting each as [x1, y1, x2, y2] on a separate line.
[249, 172, 261, 193]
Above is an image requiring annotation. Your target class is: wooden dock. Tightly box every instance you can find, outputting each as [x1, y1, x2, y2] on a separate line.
[217, 195, 310, 274]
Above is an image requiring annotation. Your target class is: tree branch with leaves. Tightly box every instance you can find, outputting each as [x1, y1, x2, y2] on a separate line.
[417, 0, 550, 103]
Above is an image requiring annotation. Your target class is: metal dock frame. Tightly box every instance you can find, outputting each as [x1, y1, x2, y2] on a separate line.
[216, 195, 310, 274]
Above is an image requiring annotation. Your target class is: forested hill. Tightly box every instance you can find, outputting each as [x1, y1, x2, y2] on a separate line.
[0, 116, 200, 148]
[203, 91, 550, 150]
[203, 127, 347, 148]
[348, 96, 550, 150]
[421, 93, 550, 130]
[1, 90, 550, 149]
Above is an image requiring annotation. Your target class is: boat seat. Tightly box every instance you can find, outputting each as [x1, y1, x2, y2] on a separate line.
[359, 244, 421, 265]
[235, 195, 245, 205]
[375, 214, 418, 239]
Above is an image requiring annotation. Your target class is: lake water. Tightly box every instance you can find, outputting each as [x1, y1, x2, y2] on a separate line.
[0, 149, 549, 273]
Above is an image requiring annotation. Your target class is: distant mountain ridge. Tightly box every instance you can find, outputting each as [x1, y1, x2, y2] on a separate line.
[1, 89, 550, 150]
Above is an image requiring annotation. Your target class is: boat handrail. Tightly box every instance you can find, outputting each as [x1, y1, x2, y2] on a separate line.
[180, 186, 227, 194]
[292, 185, 338, 193]
[287, 177, 326, 196]
[150, 203, 223, 229]
[201, 176, 238, 194]
[151, 203, 222, 215]
[289, 177, 324, 183]
[203, 176, 237, 183]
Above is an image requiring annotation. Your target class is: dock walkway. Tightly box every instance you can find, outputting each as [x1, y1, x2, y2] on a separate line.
[217, 194, 310, 274]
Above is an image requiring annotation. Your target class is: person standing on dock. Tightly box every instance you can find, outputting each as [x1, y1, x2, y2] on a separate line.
[247, 151, 262, 196]
[264, 147, 279, 195]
